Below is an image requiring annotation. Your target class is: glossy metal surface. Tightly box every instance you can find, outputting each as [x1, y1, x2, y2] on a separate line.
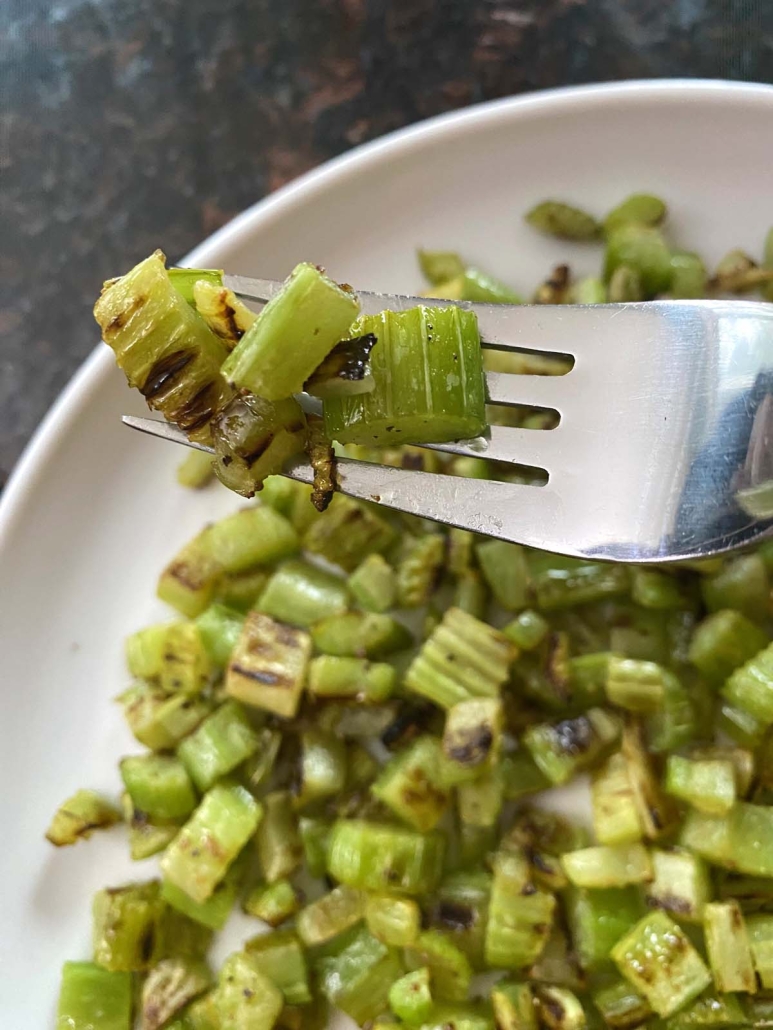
[127, 281, 773, 563]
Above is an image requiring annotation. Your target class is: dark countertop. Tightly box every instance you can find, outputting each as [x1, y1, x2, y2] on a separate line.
[3, 0, 773, 489]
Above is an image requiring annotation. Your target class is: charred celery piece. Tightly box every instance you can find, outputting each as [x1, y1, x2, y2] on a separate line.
[492, 982, 537, 1030]
[523, 708, 620, 785]
[664, 755, 736, 815]
[207, 951, 284, 1030]
[92, 881, 166, 971]
[46, 789, 121, 847]
[397, 534, 445, 607]
[57, 961, 132, 1030]
[323, 306, 486, 446]
[485, 850, 556, 970]
[194, 604, 244, 668]
[177, 700, 260, 792]
[701, 553, 770, 622]
[688, 609, 768, 683]
[409, 930, 473, 1002]
[126, 622, 173, 680]
[122, 794, 179, 860]
[389, 967, 433, 1023]
[348, 553, 398, 612]
[314, 923, 404, 1025]
[167, 266, 223, 304]
[669, 992, 748, 1030]
[414, 1004, 495, 1030]
[501, 750, 551, 800]
[591, 979, 651, 1030]
[533, 987, 586, 1030]
[310, 610, 411, 659]
[295, 729, 347, 807]
[457, 767, 504, 828]
[326, 819, 445, 895]
[703, 900, 756, 993]
[746, 914, 773, 988]
[621, 723, 677, 840]
[611, 912, 711, 1017]
[534, 563, 630, 611]
[161, 855, 244, 931]
[565, 886, 644, 972]
[503, 609, 549, 651]
[240, 728, 282, 795]
[406, 607, 515, 708]
[157, 532, 220, 617]
[243, 879, 302, 927]
[296, 885, 365, 946]
[476, 540, 531, 610]
[158, 622, 212, 696]
[303, 495, 395, 572]
[678, 810, 733, 866]
[727, 802, 773, 876]
[94, 252, 233, 443]
[222, 263, 360, 399]
[561, 844, 652, 888]
[225, 611, 311, 718]
[141, 958, 212, 1030]
[258, 559, 348, 628]
[211, 394, 307, 498]
[442, 698, 503, 785]
[120, 754, 197, 822]
[591, 752, 644, 845]
[299, 816, 332, 879]
[120, 683, 211, 751]
[372, 735, 450, 831]
[192, 277, 256, 347]
[366, 894, 421, 947]
[606, 657, 672, 713]
[206, 505, 299, 574]
[526, 200, 600, 240]
[244, 930, 311, 1005]
[644, 848, 710, 922]
[214, 568, 269, 612]
[256, 791, 302, 883]
[160, 783, 262, 903]
[308, 655, 396, 702]
[305, 332, 377, 398]
[723, 641, 773, 726]
[431, 870, 491, 970]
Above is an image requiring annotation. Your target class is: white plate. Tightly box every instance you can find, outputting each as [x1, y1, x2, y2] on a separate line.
[3, 80, 773, 1026]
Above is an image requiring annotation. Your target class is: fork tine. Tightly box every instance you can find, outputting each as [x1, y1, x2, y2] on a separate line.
[422, 424, 559, 468]
[485, 371, 567, 409]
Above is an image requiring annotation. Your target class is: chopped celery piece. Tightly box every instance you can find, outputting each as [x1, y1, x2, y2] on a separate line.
[372, 735, 450, 831]
[94, 251, 233, 443]
[561, 844, 652, 888]
[526, 200, 600, 240]
[160, 783, 262, 903]
[503, 609, 550, 651]
[416, 1005, 495, 1030]
[457, 766, 504, 827]
[523, 708, 620, 785]
[120, 754, 197, 821]
[441, 697, 503, 783]
[323, 306, 486, 446]
[157, 532, 220, 617]
[644, 848, 711, 922]
[92, 881, 166, 971]
[168, 266, 224, 304]
[365, 894, 421, 947]
[206, 505, 299, 573]
[704, 900, 756, 993]
[308, 655, 396, 702]
[256, 791, 302, 883]
[687, 609, 768, 683]
[431, 870, 491, 970]
[46, 789, 121, 847]
[295, 729, 347, 807]
[630, 568, 685, 609]
[314, 923, 404, 1025]
[296, 885, 365, 946]
[214, 568, 269, 612]
[591, 979, 651, 1030]
[348, 553, 398, 612]
[122, 793, 179, 860]
[501, 749, 551, 800]
[397, 534, 446, 607]
[194, 603, 245, 668]
[591, 752, 644, 845]
[141, 958, 212, 1030]
[121, 684, 211, 751]
[701, 553, 770, 622]
[326, 819, 445, 895]
[243, 879, 302, 927]
[728, 802, 773, 876]
[57, 961, 132, 1030]
[604, 193, 667, 234]
[533, 987, 586, 1030]
[192, 276, 256, 346]
[534, 563, 630, 611]
[406, 607, 515, 708]
[409, 929, 472, 1002]
[564, 886, 644, 972]
[298, 816, 332, 879]
[161, 860, 242, 931]
[678, 809, 733, 866]
[621, 723, 678, 840]
[418, 248, 466, 285]
[157, 622, 212, 695]
[258, 559, 348, 628]
[668, 991, 748, 1030]
[208, 950, 284, 1029]
[305, 332, 377, 398]
[747, 914, 773, 988]
[664, 755, 736, 815]
[492, 982, 537, 1030]
[225, 611, 311, 718]
[126, 622, 172, 680]
[454, 569, 489, 619]
[485, 851, 556, 970]
[606, 657, 672, 713]
[244, 930, 311, 1005]
[717, 700, 766, 747]
[177, 700, 260, 792]
[476, 540, 531, 610]
[604, 224, 672, 296]
[310, 610, 411, 659]
[611, 911, 711, 1017]
[222, 262, 360, 399]
[723, 641, 773, 726]
[303, 496, 395, 572]
[389, 967, 433, 1023]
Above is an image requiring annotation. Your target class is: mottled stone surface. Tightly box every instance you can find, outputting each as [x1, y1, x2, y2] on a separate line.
[2, 0, 773, 487]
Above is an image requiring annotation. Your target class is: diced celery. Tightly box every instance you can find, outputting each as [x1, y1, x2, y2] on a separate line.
[177, 700, 260, 792]
[120, 754, 197, 821]
[57, 961, 132, 1030]
[308, 655, 396, 702]
[561, 844, 652, 888]
[141, 958, 212, 1030]
[122, 794, 179, 860]
[564, 886, 644, 972]
[524, 708, 620, 785]
[326, 819, 445, 895]
[723, 641, 773, 726]
[207, 951, 284, 1029]
[503, 609, 549, 651]
[606, 657, 671, 713]
[365, 894, 421, 947]
[493, 981, 537, 1030]
[92, 881, 166, 971]
[243, 879, 302, 927]
[591, 752, 644, 846]
[409, 929, 472, 1002]
[372, 735, 450, 831]
[389, 967, 433, 1023]
[728, 802, 773, 876]
[310, 610, 411, 659]
[704, 900, 756, 993]
[256, 791, 302, 883]
[225, 611, 311, 718]
[533, 563, 629, 611]
[303, 495, 395, 572]
[644, 848, 711, 922]
[244, 930, 311, 1005]
[687, 609, 768, 683]
[476, 540, 531, 610]
[46, 789, 121, 847]
[397, 533, 446, 608]
[665, 755, 736, 815]
[258, 559, 348, 628]
[591, 979, 651, 1030]
[701, 553, 770, 622]
[314, 924, 404, 1025]
[295, 729, 347, 807]
[348, 553, 398, 612]
[296, 885, 365, 946]
[747, 914, 773, 988]
[191, 276, 256, 345]
[194, 604, 245, 668]
[485, 851, 555, 970]
[621, 723, 678, 839]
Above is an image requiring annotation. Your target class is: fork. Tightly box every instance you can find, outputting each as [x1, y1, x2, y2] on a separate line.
[123, 274, 773, 563]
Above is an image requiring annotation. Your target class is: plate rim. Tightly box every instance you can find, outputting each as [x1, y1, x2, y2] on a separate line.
[3, 77, 773, 552]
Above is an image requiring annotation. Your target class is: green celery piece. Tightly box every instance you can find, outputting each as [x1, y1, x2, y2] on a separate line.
[365, 893, 421, 947]
[244, 930, 311, 1005]
[194, 603, 245, 668]
[141, 958, 212, 1030]
[454, 569, 489, 619]
[591, 752, 644, 845]
[441, 697, 503, 784]
[257, 559, 348, 627]
[460, 267, 523, 303]
[621, 722, 678, 840]
[156, 622, 212, 695]
[310, 610, 412, 659]
[746, 914, 773, 988]
[644, 848, 711, 922]
[161, 854, 245, 930]
[177, 448, 215, 489]
[222, 262, 360, 399]
[314, 924, 404, 1025]
[485, 851, 555, 970]
[610, 911, 711, 1017]
[533, 987, 586, 1030]
[157, 530, 220, 618]
[603, 193, 667, 234]
[120, 754, 197, 822]
[372, 735, 450, 831]
[57, 961, 132, 1030]
[167, 267, 224, 305]
[572, 277, 608, 303]
[348, 553, 398, 612]
[389, 967, 433, 1023]
[327, 819, 445, 895]
[192, 276, 257, 343]
[243, 879, 302, 927]
[308, 654, 396, 702]
[409, 929, 473, 1002]
[303, 495, 395, 572]
[431, 871, 491, 970]
[160, 783, 262, 903]
[457, 766, 504, 828]
[492, 982, 537, 1030]
[701, 553, 770, 622]
[296, 885, 365, 946]
[256, 791, 303, 883]
[416, 1005, 495, 1030]
[225, 611, 311, 718]
[523, 708, 621, 785]
[526, 200, 600, 240]
[323, 306, 486, 446]
[295, 729, 348, 807]
[717, 699, 767, 747]
[669, 251, 708, 299]
[476, 540, 531, 610]
[126, 622, 172, 679]
[605, 657, 672, 713]
[120, 682, 211, 751]
[603, 224, 672, 296]
[417, 249, 466, 286]
[92, 881, 167, 972]
[298, 816, 332, 879]
[397, 534, 446, 608]
[564, 886, 644, 972]
[561, 844, 652, 888]
[687, 609, 768, 683]
[177, 700, 260, 792]
[206, 505, 299, 573]
[94, 252, 233, 444]
[723, 641, 773, 725]
[208, 951, 284, 1029]
[405, 606, 515, 709]
[664, 755, 736, 815]
[503, 609, 550, 651]
[501, 750, 551, 801]
[630, 568, 685, 609]
[591, 979, 651, 1030]
[46, 788, 121, 847]
[704, 901, 756, 993]
[678, 809, 733, 866]
[122, 793, 179, 860]
[728, 802, 773, 876]
[668, 991, 748, 1030]
[213, 568, 269, 612]
[533, 563, 630, 610]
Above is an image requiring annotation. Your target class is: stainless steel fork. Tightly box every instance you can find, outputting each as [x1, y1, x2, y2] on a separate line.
[124, 274, 773, 563]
